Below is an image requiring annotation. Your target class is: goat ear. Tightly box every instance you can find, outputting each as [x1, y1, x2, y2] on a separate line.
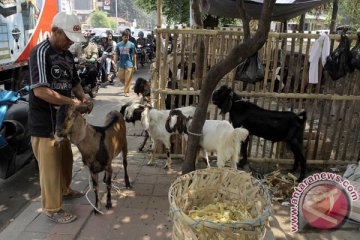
[220, 93, 232, 115]
[75, 103, 89, 114]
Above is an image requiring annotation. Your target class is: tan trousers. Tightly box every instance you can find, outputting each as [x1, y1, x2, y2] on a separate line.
[31, 137, 73, 212]
[118, 67, 134, 94]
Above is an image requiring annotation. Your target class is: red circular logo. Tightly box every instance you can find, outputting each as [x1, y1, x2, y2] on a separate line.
[301, 183, 350, 229]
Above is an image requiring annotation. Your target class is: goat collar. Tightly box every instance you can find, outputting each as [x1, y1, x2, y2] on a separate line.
[187, 129, 202, 136]
[184, 117, 202, 136]
[231, 91, 242, 103]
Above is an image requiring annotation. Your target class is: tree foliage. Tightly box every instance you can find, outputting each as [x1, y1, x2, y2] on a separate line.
[98, 0, 155, 29]
[90, 10, 112, 28]
[134, 0, 237, 26]
[337, 0, 360, 27]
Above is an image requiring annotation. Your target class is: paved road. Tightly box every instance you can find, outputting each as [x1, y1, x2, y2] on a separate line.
[0, 65, 151, 232]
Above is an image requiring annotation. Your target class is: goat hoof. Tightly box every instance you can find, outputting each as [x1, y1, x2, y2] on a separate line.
[138, 147, 144, 152]
[297, 176, 305, 183]
[147, 160, 154, 166]
[163, 164, 171, 169]
[106, 203, 112, 209]
[93, 209, 100, 215]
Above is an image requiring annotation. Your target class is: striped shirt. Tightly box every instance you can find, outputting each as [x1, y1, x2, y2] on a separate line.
[28, 39, 80, 137]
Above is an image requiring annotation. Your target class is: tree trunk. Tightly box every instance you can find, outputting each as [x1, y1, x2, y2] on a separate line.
[330, 0, 338, 34]
[192, 0, 206, 90]
[330, 0, 338, 50]
[299, 14, 305, 33]
[182, 0, 276, 174]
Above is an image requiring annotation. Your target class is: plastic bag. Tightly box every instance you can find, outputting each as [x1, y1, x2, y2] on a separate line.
[324, 34, 351, 80]
[350, 33, 360, 71]
[235, 53, 264, 83]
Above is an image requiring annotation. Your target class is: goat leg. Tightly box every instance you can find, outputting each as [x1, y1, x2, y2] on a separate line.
[122, 145, 131, 188]
[203, 151, 210, 168]
[147, 141, 156, 165]
[91, 172, 100, 214]
[104, 167, 112, 209]
[103, 172, 107, 183]
[164, 148, 171, 169]
[288, 139, 306, 182]
[138, 131, 149, 151]
[238, 138, 249, 169]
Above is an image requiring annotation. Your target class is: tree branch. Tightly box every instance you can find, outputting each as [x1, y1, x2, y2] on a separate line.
[236, 0, 250, 40]
[191, 0, 203, 28]
[182, 0, 276, 174]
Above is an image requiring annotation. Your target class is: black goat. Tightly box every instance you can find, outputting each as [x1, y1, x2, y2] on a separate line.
[133, 77, 151, 104]
[212, 85, 307, 181]
[132, 77, 194, 110]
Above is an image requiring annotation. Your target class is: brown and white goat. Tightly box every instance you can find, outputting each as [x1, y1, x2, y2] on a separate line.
[55, 104, 130, 214]
[121, 102, 196, 168]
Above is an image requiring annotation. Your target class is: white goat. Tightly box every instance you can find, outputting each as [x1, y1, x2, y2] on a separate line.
[166, 109, 249, 168]
[121, 103, 196, 168]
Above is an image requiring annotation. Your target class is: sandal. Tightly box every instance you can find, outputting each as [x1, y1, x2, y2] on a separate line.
[63, 190, 84, 200]
[46, 209, 77, 224]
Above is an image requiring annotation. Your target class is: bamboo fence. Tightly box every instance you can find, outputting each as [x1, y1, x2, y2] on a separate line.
[151, 27, 360, 167]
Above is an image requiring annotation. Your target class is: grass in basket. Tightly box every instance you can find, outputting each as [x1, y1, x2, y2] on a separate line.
[188, 201, 253, 224]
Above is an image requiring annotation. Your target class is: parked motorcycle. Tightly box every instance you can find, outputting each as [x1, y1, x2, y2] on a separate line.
[0, 85, 33, 179]
[136, 44, 147, 68]
[75, 57, 100, 98]
[98, 46, 116, 84]
[145, 42, 155, 62]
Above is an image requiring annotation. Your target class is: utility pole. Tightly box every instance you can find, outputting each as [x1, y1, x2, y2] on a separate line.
[115, 0, 118, 25]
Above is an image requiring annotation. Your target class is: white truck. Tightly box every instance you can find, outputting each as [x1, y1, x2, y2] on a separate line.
[0, 0, 71, 90]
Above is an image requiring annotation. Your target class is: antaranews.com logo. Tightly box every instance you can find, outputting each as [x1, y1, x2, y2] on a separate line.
[290, 172, 359, 232]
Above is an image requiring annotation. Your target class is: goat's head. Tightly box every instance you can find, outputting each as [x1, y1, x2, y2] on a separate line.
[120, 102, 146, 124]
[165, 109, 191, 134]
[55, 104, 88, 144]
[133, 77, 151, 97]
[212, 85, 234, 115]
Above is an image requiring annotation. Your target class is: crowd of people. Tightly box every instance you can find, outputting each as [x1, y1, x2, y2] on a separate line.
[69, 27, 156, 96]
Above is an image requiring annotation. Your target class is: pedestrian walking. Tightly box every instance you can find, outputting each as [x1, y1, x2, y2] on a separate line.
[115, 30, 136, 97]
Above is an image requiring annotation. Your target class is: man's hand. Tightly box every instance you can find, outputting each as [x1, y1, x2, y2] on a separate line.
[82, 98, 94, 113]
[72, 98, 82, 106]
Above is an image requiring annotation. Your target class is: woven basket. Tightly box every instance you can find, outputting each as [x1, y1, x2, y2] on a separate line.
[168, 168, 272, 240]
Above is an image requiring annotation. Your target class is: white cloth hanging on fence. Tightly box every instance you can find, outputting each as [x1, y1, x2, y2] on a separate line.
[308, 32, 330, 84]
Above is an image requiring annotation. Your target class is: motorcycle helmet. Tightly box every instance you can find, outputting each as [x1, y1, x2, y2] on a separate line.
[125, 28, 132, 36]
[100, 32, 108, 39]
[106, 30, 113, 39]
[138, 31, 144, 38]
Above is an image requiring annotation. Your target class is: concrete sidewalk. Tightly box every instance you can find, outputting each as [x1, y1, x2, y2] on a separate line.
[0, 134, 179, 240]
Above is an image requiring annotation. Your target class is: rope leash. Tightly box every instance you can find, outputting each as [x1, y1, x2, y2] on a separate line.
[85, 169, 128, 215]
